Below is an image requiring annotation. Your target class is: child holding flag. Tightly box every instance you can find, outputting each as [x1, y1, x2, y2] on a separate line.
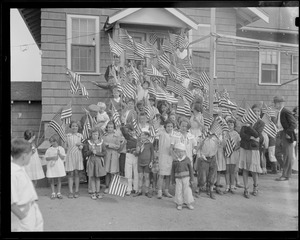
[103, 121, 121, 194]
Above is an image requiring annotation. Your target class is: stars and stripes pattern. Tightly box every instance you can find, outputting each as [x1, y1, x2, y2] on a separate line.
[132, 118, 142, 137]
[78, 82, 89, 98]
[203, 110, 213, 129]
[219, 98, 237, 111]
[261, 114, 278, 139]
[144, 104, 156, 121]
[148, 65, 165, 78]
[111, 102, 121, 127]
[176, 99, 191, 118]
[203, 99, 209, 110]
[153, 82, 167, 101]
[108, 34, 124, 57]
[241, 107, 258, 125]
[49, 110, 66, 143]
[82, 115, 92, 141]
[262, 103, 276, 118]
[133, 41, 146, 58]
[61, 101, 72, 125]
[166, 92, 178, 104]
[209, 117, 223, 137]
[225, 137, 236, 158]
[237, 99, 247, 118]
[108, 174, 128, 197]
[121, 81, 137, 100]
[67, 69, 80, 94]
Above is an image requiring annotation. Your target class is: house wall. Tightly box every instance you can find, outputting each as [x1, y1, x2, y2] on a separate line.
[235, 49, 298, 110]
[41, 8, 121, 134]
[11, 101, 44, 142]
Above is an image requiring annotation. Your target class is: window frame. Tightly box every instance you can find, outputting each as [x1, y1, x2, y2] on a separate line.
[67, 14, 100, 75]
[259, 49, 281, 86]
[291, 54, 299, 75]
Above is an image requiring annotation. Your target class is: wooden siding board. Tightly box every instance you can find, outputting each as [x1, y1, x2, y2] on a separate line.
[41, 19, 66, 28]
[41, 27, 66, 36]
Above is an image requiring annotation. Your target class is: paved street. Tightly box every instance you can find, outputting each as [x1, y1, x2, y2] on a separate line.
[35, 172, 298, 231]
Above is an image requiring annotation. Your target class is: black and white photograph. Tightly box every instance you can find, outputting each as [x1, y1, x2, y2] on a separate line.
[6, 1, 299, 235]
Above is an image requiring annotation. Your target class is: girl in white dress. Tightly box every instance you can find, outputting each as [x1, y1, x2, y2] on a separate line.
[24, 130, 45, 186]
[45, 134, 66, 199]
[65, 121, 84, 198]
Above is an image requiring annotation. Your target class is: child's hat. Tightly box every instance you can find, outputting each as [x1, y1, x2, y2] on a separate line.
[97, 102, 106, 109]
[88, 104, 100, 112]
[174, 143, 186, 151]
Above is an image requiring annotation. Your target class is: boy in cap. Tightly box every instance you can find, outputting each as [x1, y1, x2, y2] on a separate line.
[273, 96, 297, 181]
[171, 143, 194, 210]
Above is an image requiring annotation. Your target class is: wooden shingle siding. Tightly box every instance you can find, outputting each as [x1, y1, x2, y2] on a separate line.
[11, 102, 44, 141]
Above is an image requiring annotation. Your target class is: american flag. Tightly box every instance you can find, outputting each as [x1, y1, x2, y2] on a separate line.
[132, 118, 142, 137]
[179, 57, 193, 72]
[166, 92, 178, 104]
[241, 107, 258, 125]
[190, 71, 210, 89]
[176, 98, 191, 118]
[177, 30, 189, 49]
[67, 68, 80, 94]
[203, 110, 213, 129]
[108, 174, 128, 197]
[184, 89, 195, 103]
[154, 82, 167, 101]
[219, 98, 237, 111]
[122, 82, 137, 101]
[82, 115, 91, 141]
[148, 80, 157, 98]
[144, 103, 156, 121]
[166, 79, 176, 94]
[262, 102, 276, 118]
[209, 117, 223, 137]
[237, 98, 247, 118]
[161, 38, 175, 54]
[225, 137, 236, 158]
[261, 114, 278, 139]
[119, 28, 134, 50]
[131, 66, 140, 84]
[177, 63, 190, 79]
[158, 52, 171, 68]
[149, 33, 158, 45]
[108, 34, 124, 57]
[61, 101, 72, 125]
[149, 65, 165, 78]
[149, 125, 157, 143]
[49, 110, 66, 143]
[111, 102, 121, 127]
[173, 83, 186, 97]
[133, 41, 146, 58]
[78, 82, 89, 99]
[219, 89, 230, 100]
[222, 108, 232, 118]
[203, 99, 209, 110]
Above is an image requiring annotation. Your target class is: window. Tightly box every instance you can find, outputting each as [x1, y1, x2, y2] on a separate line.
[67, 15, 100, 74]
[292, 55, 299, 75]
[259, 50, 280, 85]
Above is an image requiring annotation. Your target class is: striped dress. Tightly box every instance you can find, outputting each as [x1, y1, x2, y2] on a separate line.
[65, 133, 84, 172]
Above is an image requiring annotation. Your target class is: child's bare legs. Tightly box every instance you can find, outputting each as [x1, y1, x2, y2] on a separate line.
[215, 172, 223, 194]
[96, 177, 101, 193]
[105, 173, 111, 193]
[68, 171, 74, 194]
[230, 165, 235, 190]
[90, 176, 96, 193]
[152, 173, 158, 193]
[224, 166, 230, 192]
[251, 172, 259, 196]
[33, 180, 38, 187]
[145, 173, 152, 197]
[74, 170, 80, 195]
[242, 169, 250, 198]
[50, 178, 56, 194]
[57, 177, 62, 194]
[157, 175, 164, 198]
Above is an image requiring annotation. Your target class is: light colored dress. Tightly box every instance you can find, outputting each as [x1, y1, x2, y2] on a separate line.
[24, 145, 45, 181]
[190, 112, 204, 140]
[45, 146, 66, 178]
[216, 134, 226, 171]
[65, 133, 84, 172]
[225, 130, 241, 165]
[103, 132, 121, 173]
[96, 111, 110, 131]
[158, 129, 174, 175]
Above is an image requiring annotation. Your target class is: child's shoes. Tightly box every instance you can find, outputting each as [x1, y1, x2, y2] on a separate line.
[146, 192, 152, 198]
[91, 193, 97, 200]
[104, 188, 109, 194]
[96, 192, 103, 199]
[57, 193, 63, 199]
[223, 188, 230, 194]
[133, 191, 142, 197]
[157, 190, 162, 199]
[50, 192, 56, 200]
[177, 205, 182, 210]
[163, 190, 173, 198]
[187, 204, 194, 210]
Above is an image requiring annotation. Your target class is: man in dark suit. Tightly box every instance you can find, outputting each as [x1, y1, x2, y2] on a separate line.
[273, 96, 297, 181]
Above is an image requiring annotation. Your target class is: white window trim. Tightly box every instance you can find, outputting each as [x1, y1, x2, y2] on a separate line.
[259, 49, 281, 86]
[67, 14, 100, 75]
[291, 54, 299, 75]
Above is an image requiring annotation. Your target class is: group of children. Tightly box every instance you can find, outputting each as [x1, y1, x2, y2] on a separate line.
[13, 92, 277, 217]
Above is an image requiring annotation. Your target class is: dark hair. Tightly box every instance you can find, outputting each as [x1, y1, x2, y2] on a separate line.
[69, 120, 81, 129]
[11, 138, 32, 159]
[90, 127, 100, 135]
[141, 131, 150, 137]
[49, 134, 60, 143]
[164, 119, 175, 129]
[139, 112, 146, 117]
[179, 117, 191, 130]
[193, 102, 203, 113]
[105, 121, 116, 132]
[24, 130, 35, 141]
[251, 104, 261, 110]
[227, 119, 236, 128]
